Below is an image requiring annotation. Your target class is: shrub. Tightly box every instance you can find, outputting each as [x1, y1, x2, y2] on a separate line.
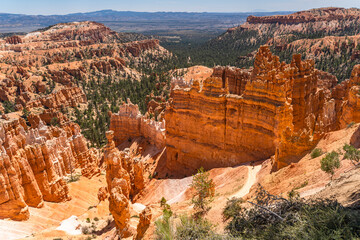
[3, 101, 15, 114]
[343, 143, 360, 165]
[160, 197, 167, 207]
[311, 148, 323, 158]
[222, 197, 243, 222]
[50, 117, 60, 126]
[86, 218, 91, 223]
[81, 225, 89, 234]
[190, 167, 215, 218]
[94, 217, 99, 221]
[175, 215, 220, 240]
[22, 108, 30, 118]
[347, 121, 356, 128]
[155, 200, 174, 240]
[67, 173, 81, 183]
[223, 185, 360, 239]
[320, 151, 340, 179]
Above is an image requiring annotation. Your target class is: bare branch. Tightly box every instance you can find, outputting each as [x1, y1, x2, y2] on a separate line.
[247, 201, 284, 221]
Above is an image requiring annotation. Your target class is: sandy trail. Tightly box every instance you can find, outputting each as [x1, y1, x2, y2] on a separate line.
[231, 165, 261, 199]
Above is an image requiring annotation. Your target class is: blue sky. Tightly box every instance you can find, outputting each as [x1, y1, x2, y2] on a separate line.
[1, 0, 360, 15]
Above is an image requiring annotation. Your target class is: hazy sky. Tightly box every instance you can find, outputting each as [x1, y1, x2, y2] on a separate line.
[1, 0, 360, 15]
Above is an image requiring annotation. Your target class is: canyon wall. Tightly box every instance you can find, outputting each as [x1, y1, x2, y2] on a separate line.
[165, 46, 359, 175]
[247, 7, 360, 25]
[104, 130, 147, 238]
[109, 100, 165, 149]
[0, 117, 99, 220]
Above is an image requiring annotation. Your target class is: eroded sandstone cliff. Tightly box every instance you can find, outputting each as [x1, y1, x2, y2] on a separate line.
[103, 130, 149, 238]
[0, 116, 99, 220]
[164, 46, 360, 174]
[109, 99, 165, 149]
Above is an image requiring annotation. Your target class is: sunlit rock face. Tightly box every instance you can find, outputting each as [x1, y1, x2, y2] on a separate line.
[0, 117, 99, 220]
[109, 99, 165, 149]
[165, 46, 360, 175]
[104, 130, 146, 238]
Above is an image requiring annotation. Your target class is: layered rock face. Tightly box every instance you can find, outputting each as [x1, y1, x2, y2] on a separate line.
[0, 117, 99, 220]
[165, 46, 360, 174]
[26, 86, 87, 110]
[338, 65, 360, 128]
[109, 100, 165, 149]
[247, 7, 360, 24]
[104, 130, 146, 238]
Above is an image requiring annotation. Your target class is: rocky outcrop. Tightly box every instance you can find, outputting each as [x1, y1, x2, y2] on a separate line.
[165, 46, 360, 175]
[135, 206, 152, 240]
[26, 87, 87, 110]
[90, 58, 125, 74]
[5, 35, 22, 45]
[104, 130, 147, 238]
[125, 40, 160, 57]
[28, 109, 68, 128]
[338, 66, 360, 128]
[109, 100, 165, 149]
[247, 7, 360, 25]
[0, 117, 99, 220]
[26, 21, 120, 43]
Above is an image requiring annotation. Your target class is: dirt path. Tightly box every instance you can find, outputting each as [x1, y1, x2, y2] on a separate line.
[231, 165, 261, 199]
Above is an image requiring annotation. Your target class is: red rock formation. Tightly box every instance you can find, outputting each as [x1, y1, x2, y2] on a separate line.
[165, 46, 358, 175]
[26, 87, 86, 110]
[97, 187, 108, 202]
[104, 130, 132, 237]
[27, 22, 120, 43]
[125, 40, 160, 57]
[5, 35, 22, 45]
[90, 58, 125, 74]
[247, 7, 360, 25]
[28, 109, 68, 128]
[104, 130, 149, 237]
[338, 66, 360, 128]
[109, 99, 165, 149]
[135, 206, 152, 240]
[0, 117, 99, 220]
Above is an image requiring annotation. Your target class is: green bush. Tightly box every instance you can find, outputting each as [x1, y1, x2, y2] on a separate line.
[175, 215, 221, 240]
[50, 117, 60, 126]
[222, 197, 243, 222]
[347, 121, 356, 129]
[320, 151, 340, 179]
[223, 185, 360, 239]
[3, 101, 15, 114]
[67, 173, 81, 183]
[155, 201, 174, 240]
[190, 167, 215, 218]
[343, 143, 360, 165]
[311, 148, 323, 158]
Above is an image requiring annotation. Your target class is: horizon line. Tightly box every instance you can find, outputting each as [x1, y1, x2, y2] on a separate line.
[0, 6, 354, 16]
